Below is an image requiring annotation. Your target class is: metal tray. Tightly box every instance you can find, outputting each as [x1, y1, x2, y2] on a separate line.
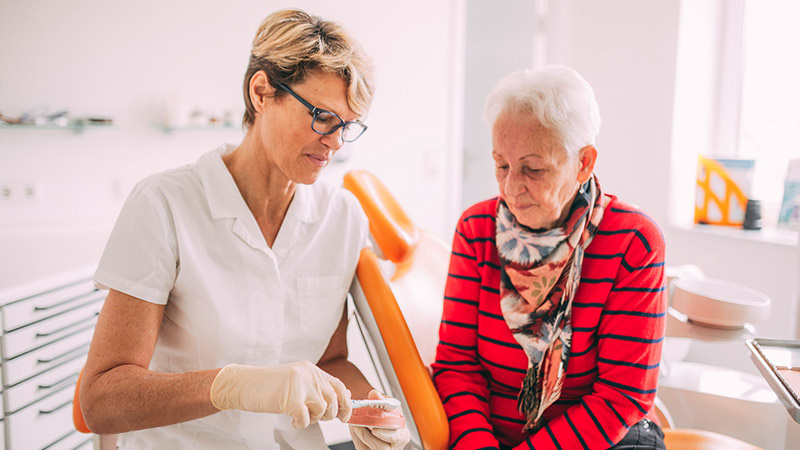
[745, 338, 800, 423]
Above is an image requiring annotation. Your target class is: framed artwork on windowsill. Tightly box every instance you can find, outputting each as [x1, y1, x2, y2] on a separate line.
[778, 159, 800, 231]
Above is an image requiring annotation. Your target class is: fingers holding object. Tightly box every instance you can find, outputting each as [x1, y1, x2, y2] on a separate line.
[330, 376, 352, 422]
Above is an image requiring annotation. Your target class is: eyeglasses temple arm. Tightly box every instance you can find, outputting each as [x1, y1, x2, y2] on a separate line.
[276, 82, 318, 114]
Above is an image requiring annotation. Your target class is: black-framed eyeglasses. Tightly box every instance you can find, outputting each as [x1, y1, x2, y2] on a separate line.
[277, 82, 367, 143]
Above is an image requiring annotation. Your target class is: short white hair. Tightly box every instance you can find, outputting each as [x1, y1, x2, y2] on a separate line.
[485, 65, 601, 155]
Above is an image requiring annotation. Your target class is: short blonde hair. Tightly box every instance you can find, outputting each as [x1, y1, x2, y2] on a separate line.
[486, 65, 601, 155]
[242, 9, 375, 127]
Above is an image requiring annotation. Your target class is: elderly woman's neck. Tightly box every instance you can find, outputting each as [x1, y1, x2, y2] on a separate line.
[549, 187, 583, 230]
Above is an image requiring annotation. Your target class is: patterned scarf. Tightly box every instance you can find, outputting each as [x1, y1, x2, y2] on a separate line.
[496, 175, 607, 432]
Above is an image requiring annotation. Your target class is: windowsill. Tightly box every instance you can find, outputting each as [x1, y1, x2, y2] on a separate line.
[668, 223, 798, 248]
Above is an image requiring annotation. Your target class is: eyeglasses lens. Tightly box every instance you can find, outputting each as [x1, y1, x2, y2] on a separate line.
[341, 123, 366, 142]
[311, 111, 341, 134]
[312, 111, 366, 142]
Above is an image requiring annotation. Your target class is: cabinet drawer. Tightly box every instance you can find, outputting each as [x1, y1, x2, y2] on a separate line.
[6, 383, 74, 450]
[4, 326, 93, 389]
[41, 428, 93, 450]
[2, 277, 102, 331]
[5, 355, 84, 413]
[3, 300, 100, 359]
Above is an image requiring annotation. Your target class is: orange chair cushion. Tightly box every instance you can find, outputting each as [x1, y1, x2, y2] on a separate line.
[662, 428, 762, 450]
[356, 248, 449, 450]
[73, 369, 91, 433]
[344, 171, 419, 264]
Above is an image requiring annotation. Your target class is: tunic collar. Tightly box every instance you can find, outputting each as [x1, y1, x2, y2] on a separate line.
[198, 145, 319, 224]
[197, 145, 320, 254]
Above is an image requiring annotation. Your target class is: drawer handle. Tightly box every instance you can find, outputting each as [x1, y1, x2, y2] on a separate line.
[38, 371, 80, 390]
[43, 429, 80, 450]
[5, 352, 87, 392]
[37, 343, 90, 365]
[8, 297, 103, 334]
[6, 276, 92, 305]
[34, 289, 101, 311]
[36, 312, 99, 338]
[4, 322, 96, 363]
[39, 399, 72, 415]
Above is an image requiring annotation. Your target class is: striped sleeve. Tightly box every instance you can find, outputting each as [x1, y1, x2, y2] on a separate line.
[433, 214, 501, 449]
[517, 215, 666, 450]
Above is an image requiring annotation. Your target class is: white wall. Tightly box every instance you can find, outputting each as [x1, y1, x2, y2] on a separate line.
[0, 0, 465, 286]
[460, 0, 537, 210]
[547, 0, 681, 225]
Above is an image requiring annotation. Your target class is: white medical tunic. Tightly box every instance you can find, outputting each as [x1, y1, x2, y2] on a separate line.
[94, 145, 370, 449]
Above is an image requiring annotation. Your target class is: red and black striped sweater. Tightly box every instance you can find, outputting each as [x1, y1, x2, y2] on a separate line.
[432, 195, 666, 449]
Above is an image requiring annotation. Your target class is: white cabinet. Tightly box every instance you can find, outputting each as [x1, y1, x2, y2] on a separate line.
[0, 267, 100, 449]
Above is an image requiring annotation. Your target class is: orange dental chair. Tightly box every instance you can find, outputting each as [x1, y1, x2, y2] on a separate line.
[342, 171, 451, 449]
[73, 170, 762, 450]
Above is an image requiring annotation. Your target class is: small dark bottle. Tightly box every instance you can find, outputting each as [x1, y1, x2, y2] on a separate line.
[743, 199, 762, 230]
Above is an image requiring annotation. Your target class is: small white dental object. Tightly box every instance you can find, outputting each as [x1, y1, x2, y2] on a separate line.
[351, 398, 401, 409]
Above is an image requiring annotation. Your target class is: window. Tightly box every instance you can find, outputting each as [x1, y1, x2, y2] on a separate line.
[672, 0, 800, 230]
[737, 0, 800, 205]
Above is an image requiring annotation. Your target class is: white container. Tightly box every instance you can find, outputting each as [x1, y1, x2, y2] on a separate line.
[671, 278, 770, 329]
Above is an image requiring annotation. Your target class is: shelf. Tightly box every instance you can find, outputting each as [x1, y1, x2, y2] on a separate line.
[156, 123, 240, 133]
[668, 222, 799, 248]
[0, 121, 113, 134]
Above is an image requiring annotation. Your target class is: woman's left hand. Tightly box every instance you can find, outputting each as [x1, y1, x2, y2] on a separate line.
[348, 391, 411, 450]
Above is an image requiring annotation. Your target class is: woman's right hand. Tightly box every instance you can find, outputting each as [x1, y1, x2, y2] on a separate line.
[210, 361, 352, 428]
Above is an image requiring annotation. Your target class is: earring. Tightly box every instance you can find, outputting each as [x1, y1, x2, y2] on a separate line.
[579, 184, 585, 195]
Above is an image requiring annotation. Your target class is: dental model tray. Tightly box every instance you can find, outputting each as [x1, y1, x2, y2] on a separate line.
[746, 338, 800, 423]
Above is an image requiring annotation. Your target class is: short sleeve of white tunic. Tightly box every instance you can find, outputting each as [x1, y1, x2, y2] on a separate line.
[93, 145, 370, 449]
[94, 174, 180, 304]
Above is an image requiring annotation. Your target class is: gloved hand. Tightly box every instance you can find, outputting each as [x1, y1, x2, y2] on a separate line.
[210, 361, 352, 429]
[349, 390, 411, 450]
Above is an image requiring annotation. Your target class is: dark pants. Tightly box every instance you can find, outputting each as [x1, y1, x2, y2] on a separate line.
[499, 418, 666, 450]
[609, 419, 666, 449]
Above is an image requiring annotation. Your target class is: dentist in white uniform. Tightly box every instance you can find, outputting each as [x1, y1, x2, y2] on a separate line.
[80, 9, 410, 449]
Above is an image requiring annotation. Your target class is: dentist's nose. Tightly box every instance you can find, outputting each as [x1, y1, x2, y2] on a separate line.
[321, 128, 344, 152]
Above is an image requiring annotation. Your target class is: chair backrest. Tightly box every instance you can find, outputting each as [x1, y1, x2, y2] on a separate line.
[351, 249, 449, 449]
[344, 171, 450, 449]
[343, 170, 420, 265]
[73, 369, 91, 433]
[344, 171, 449, 367]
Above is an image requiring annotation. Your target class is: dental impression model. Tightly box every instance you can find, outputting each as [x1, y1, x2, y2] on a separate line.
[348, 398, 406, 429]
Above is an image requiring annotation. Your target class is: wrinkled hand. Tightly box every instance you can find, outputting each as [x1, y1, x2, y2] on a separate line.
[210, 361, 352, 428]
[349, 390, 411, 450]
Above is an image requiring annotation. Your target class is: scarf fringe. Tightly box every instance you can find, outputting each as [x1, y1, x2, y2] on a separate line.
[518, 368, 543, 432]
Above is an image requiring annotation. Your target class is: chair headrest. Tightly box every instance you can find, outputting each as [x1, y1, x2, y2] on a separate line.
[344, 171, 420, 264]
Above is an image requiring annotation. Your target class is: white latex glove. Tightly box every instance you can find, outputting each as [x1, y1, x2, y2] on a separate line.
[210, 361, 352, 428]
[349, 390, 411, 450]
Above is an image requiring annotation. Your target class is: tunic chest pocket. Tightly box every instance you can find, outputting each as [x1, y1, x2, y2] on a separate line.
[296, 275, 348, 344]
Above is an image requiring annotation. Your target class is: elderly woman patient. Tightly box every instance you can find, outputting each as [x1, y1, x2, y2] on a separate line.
[432, 66, 667, 449]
